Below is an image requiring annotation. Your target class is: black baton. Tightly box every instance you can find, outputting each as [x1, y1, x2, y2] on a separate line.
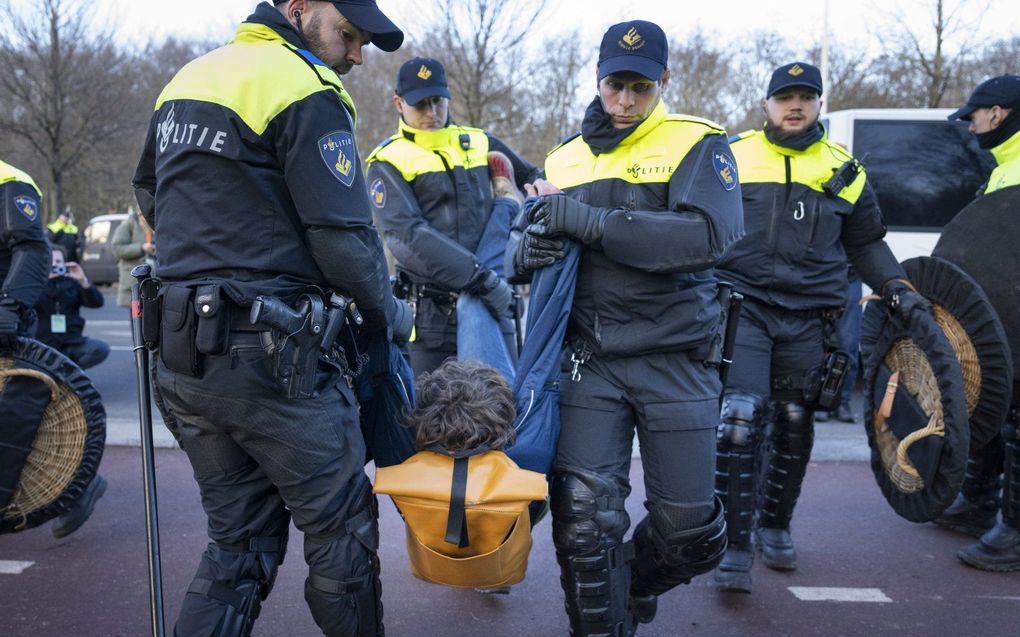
[130, 264, 166, 637]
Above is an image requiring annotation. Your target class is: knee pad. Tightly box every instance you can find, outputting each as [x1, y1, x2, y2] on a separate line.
[178, 526, 290, 637]
[550, 466, 629, 556]
[771, 401, 814, 453]
[305, 474, 383, 637]
[631, 497, 727, 596]
[718, 392, 766, 451]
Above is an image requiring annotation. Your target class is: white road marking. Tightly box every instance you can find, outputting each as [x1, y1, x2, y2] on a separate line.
[789, 587, 892, 603]
[0, 560, 35, 574]
[111, 345, 136, 351]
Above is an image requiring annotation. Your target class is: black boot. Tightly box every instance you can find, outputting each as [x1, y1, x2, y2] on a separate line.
[758, 402, 813, 571]
[934, 438, 1003, 537]
[713, 393, 764, 593]
[52, 474, 107, 539]
[957, 520, 1020, 572]
[757, 527, 796, 570]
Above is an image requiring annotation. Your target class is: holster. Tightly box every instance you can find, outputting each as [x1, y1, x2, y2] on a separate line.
[258, 294, 326, 399]
[159, 284, 201, 377]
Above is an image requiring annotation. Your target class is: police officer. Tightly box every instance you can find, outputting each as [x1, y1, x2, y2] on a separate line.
[45, 212, 81, 264]
[131, 1, 404, 634]
[713, 62, 924, 593]
[1, 162, 108, 538]
[0, 159, 49, 348]
[940, 75, 1020, 571]
[366, 57, 539, 376]
[512, 21, 743, 634]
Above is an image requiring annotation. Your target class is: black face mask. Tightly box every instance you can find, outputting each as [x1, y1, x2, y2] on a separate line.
[581, 96, 641, 155]
[764, 120, 824, 151]
[976, 107, 1020, 150]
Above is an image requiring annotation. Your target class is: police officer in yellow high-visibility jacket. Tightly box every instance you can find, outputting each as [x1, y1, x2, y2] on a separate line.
[943, 75, 1020, 573]
[713, 62, 923, 594]
[132, 1, 404, 634]
[0, 160, 49, 347]
[512, 21, 743, 635]
[366, 57, 539, 376]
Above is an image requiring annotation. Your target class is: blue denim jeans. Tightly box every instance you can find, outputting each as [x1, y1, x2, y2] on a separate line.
[837, 277, 863, 404]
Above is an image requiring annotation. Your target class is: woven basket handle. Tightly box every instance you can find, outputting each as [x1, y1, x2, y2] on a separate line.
[0, 368, 60, 402]
[894, 413, 945, 479]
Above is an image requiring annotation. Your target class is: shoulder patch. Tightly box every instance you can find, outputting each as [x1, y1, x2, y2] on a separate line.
[713, 150, 738, 191]
[370, 178, 387, 208]
[13, 195, 39, 221]
[318, 131, 357, 187]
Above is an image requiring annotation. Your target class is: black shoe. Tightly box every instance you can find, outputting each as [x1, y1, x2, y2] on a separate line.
[958, 521, 1020, 572]
[933, 493, 998, 538]
[714, 548, 753, 593]
[814, 410, 831, 422]
[758, 527, 797, 570]
[630, 593, 657, 625]
[52, 474, 107, 539]
[835, 403, 855, 423]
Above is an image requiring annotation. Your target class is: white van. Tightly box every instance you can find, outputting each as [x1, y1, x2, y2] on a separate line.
[822, 108, 995, 263]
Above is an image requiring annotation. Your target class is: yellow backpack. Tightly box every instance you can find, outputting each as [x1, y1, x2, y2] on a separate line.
[374, 449, 547, 588]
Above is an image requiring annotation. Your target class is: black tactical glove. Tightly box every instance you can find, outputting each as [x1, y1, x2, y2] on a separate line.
[529, 195, 611, 246]
[391, 297, 413, 343]
[0, 300, 22, 350]
[513, 226, 567, 276]
[882, 279, 931, 318]
[465, 268, 513, 319]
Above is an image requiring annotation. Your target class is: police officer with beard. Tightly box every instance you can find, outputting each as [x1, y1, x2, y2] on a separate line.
[513, 21, 743, 635]
[132, 1, 405, 634]
[938, 75, 1020, 572]
[0, 160, 49, 348]
[713, 62, 924, 593]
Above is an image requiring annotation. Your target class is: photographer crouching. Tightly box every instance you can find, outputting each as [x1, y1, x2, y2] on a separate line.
[34, 246, 109, 370]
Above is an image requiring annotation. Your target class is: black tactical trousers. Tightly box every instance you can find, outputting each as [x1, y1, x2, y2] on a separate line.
[551, 348, 720, 634]
[154, 332, 381, 636]
[722, 299, 826, 536]
[556, 349, 720, 503]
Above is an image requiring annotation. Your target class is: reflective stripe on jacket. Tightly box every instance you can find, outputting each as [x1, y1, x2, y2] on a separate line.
[718, 129, 889, 310]
[543, 101, 745, 358]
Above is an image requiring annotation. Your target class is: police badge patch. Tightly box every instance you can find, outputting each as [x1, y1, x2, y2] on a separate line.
[713, 151, 738, 191]
[318, 131, 357, 187]
[370, 178, 386, 208]
[13, 195, 39, 220]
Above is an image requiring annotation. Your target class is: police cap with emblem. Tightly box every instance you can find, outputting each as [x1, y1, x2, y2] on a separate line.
[947, 75, 1020, 121]
[396, 57, 451, 106]
[274, 0, 404, 52]
[767, 62, 823, 98]
[597, 20, 668, 81]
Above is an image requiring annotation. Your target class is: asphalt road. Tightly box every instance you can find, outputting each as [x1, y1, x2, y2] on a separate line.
[2, 290, 1017, 636]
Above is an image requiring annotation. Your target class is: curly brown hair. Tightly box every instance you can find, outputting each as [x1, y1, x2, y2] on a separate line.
[405, 359, 517, 453]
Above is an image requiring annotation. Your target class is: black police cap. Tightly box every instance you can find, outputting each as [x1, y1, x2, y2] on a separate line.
[767, 62, 823, 98]
[948, 75, 1020, 121]
[395, 57, 451, 106]
[275, 0, 404, 52]
[597, 20, 668, 81]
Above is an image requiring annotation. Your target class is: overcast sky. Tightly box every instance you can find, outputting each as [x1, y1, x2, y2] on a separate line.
[72, 0, 1020, 58]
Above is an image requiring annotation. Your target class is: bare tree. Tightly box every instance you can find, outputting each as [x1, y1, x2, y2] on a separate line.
[877, 0, 990, 108]
[428, 0, 547, 132]
[0, 0, 143, 220]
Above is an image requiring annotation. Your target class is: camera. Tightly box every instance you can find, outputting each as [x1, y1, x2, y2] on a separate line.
[51, 264, 67, 276]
